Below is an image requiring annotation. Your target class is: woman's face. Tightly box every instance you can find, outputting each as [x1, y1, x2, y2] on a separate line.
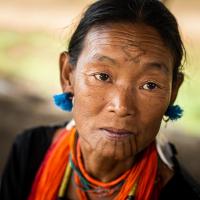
[62, 23, 177, 160]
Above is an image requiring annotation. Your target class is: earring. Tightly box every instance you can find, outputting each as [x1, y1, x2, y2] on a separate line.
[53, 92, 73, 112]
[164, 105, 183, 122]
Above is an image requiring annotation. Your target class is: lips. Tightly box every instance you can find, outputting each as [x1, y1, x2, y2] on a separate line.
[100, 127, 136, 140]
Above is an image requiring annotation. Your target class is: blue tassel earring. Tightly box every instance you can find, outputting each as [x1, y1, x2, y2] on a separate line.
[53, 92, 73, 112]
[164, 105, 183, 122]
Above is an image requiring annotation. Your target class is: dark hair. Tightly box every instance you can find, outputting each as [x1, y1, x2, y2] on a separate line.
[68, 0, 185, 81]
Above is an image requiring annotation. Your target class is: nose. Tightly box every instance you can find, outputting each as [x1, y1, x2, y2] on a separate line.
[107, 87, 137, 117]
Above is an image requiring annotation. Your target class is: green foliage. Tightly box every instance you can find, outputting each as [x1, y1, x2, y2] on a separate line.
[0, 30, 63, 94]
[175, 42, 200, 134]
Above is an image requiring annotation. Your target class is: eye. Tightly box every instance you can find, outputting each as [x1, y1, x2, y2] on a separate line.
[142, 82, 158, 90]
[94, 73, 111, 82]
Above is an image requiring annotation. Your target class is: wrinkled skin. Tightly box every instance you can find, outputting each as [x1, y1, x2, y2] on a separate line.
[60, 22, 183, 188]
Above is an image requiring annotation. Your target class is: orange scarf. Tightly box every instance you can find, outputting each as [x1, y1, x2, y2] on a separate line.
[28, 127, 159, 200]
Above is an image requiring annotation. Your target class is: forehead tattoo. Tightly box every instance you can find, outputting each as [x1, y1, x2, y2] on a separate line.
[121, 42, 146, 64]
[86, 25, 172, 73]
[86, 29, 155, 64]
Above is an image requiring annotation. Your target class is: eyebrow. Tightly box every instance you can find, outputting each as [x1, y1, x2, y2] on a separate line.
[91, 53, 169, 74]
[92, 53, 118, 66]
[143, 62, 170, 75]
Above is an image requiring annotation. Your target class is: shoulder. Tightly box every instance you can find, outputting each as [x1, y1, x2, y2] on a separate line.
[11, 124, 64, 167]
[156, 135, 200, 199]
[0, 122, 67, 200]
[14, 124, 63, 149]
[160, 167, 200, 200]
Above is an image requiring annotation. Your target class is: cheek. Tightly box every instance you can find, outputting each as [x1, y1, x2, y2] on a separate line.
[72, 76, 108, 138]
[135, 94, 170, 151]
[139, 80, 172, 117]
[73, 81, 106, 119]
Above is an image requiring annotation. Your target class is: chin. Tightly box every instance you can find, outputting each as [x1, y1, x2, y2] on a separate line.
[93, 136, 137, 161]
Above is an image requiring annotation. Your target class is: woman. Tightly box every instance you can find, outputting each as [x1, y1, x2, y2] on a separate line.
[1, 0, 200, 199]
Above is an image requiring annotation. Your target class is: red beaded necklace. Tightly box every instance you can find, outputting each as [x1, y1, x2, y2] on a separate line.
[64, 132, 160, 200]
[29, 127, 160, 200]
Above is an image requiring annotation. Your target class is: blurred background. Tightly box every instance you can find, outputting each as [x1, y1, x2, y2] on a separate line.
[0, 0, 200, 182]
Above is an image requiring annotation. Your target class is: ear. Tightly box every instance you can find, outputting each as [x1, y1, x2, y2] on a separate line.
[170, 72, 184, 105]
[59, 51, 74, 94]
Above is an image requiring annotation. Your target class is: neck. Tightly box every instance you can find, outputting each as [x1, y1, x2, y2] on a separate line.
[79, 139, 135, 183]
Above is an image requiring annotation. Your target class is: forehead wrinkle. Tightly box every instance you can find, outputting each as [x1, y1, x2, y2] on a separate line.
[87, 28, 165, 44]
[85, 37, 171, 58]
[87, 33, 164, 46]
[91, 53, 118, 66]
[122, 42, 168, 54]
[82, 45, 119, 67]
[85, 41, 172, 67]
[89, 24, 160, 37]
[88, 36, 164, 47]
[83, 25, 173, 69]
[86, 40, 169, 56]
[86, 34, 169, 55]
[86, 39, 168, 55]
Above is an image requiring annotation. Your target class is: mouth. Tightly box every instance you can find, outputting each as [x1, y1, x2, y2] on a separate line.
[100, 127, 136, 140]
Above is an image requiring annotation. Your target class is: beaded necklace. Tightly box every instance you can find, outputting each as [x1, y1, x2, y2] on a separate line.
[57, 130, 159, 200]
